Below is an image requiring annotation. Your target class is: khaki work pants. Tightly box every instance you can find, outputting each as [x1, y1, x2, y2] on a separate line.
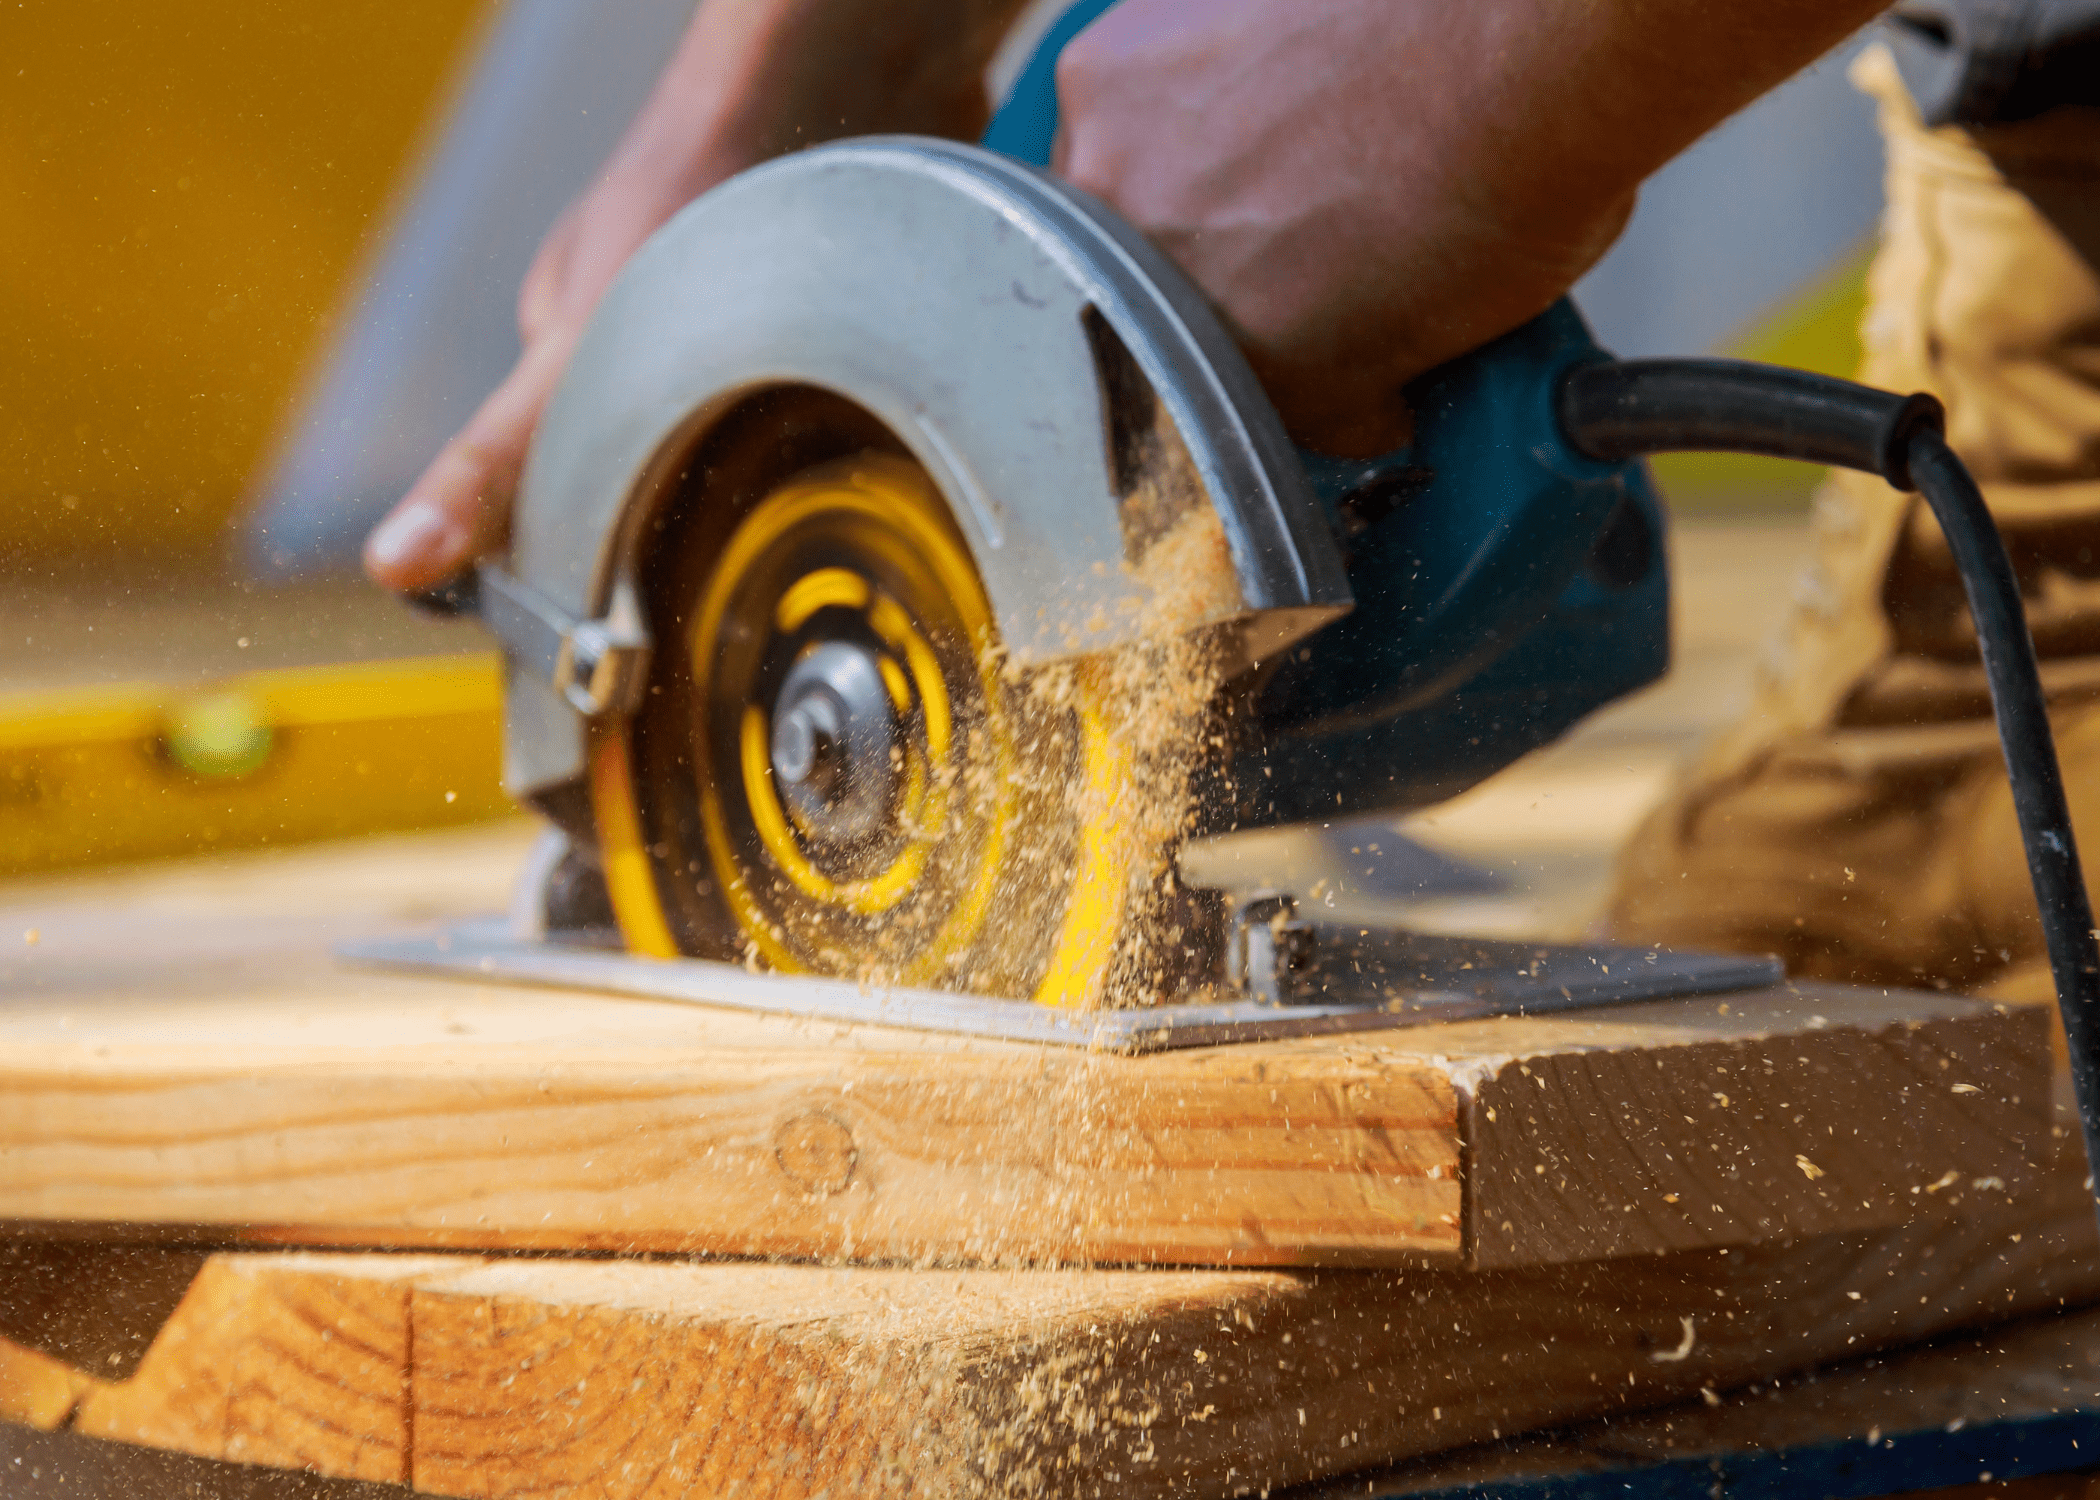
[1606, 47, 2100, 1003]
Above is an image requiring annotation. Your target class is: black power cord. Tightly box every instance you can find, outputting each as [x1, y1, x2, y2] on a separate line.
[1561, 357, 2100, 1220]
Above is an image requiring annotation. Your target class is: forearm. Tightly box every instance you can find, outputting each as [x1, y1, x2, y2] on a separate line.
[1457, 0, 1890, 247]
[596, 0, 1036, 211]
[1057, 0, 1891, 451]
[1385, 0, 1891, 362]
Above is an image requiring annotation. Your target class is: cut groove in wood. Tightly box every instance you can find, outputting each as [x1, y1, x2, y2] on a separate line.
[70, 1254, 466, 1485]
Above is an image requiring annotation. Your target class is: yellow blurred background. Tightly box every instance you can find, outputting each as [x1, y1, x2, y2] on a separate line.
[2, 1, 1874, 578]
[2, 2, 513, 879]
[1, 0, 489, 573]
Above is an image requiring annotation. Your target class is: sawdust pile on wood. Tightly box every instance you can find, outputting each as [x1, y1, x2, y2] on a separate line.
[797, 1261, 1287, 1498]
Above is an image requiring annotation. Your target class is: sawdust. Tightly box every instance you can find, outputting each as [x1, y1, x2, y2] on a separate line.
[787, 1261, 1272, 1498]
[990, 500, 1238, 1008]
[866, 504, 1243, 1464]
[935, 384, 1244, 1008]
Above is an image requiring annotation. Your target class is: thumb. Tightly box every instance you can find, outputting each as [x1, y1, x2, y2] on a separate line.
[363, 335, 574, 592]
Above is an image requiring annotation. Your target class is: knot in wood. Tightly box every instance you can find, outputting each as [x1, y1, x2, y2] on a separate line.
[773, 1111, 859, 1197]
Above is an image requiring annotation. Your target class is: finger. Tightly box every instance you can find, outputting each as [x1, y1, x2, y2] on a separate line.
[361, 449, 505, 594]
[363, 335, 572, 592]
[1249, 349, 1414, 459]
[518, 200, 584, 345]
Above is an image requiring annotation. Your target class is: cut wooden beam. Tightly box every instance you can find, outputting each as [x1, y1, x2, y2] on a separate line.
[21, 1156, 2100, 1500]
[0, 970, 2049, 1260]
[23, 1306, 2100, 1500]
[0, 1338, 87, 1432]
[70, 1255, 465, 1485]
[0, 958, 2052, 1268]
[1459, 987, 2057, 1267]
[0, 831, 2061, 1267]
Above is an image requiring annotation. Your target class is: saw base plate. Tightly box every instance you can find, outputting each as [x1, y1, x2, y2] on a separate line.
[339, 922, 1782, 1053]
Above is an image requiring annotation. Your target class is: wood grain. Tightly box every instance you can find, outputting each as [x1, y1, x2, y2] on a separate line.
[0, 828, 2061, 1268]
[1320, 1300, 2100, 1497]
[0, 956, 2052, 1270]
[71, 1254, 464, 1483]
[23, 1145, 2100, 1499]
[1462, 990, 2055, 1267]
[0, 1009, 1462, 1264]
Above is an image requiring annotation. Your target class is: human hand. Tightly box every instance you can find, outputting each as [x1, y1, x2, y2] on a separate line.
[361, 188, 678, 592]
[364, 0, 1027, 592]
[1054, 0, 1887, 456]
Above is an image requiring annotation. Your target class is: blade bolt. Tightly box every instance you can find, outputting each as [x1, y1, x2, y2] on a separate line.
[768, 640, 899, 842]
[773, 698, 844, 799]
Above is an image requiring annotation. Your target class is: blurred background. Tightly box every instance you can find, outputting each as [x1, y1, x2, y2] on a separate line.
[5, 0, 1883, 588]
[0, 0, 1885, 903]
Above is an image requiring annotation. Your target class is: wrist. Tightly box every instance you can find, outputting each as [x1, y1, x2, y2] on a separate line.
[601, 0, 1029, 208]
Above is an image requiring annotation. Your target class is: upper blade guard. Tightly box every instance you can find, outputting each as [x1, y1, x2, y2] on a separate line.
[497, 138, 1349, 806]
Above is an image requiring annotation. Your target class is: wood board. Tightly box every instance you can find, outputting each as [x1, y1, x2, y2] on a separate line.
[15, 1309, 2100, 1500]
[4, 1156, 2098, 1500]
[0, 826, 2061, 1268]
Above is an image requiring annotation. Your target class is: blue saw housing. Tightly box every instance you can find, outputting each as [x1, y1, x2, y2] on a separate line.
[984, 4, 1670, 832]
[1242, 309, 1669, 827]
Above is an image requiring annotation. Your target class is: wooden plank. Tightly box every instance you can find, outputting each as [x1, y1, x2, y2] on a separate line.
[20, 1314, 2100, 1500]
[19, 1154, 2100, 1500]
[0, 987, 1462, 1263]
[70, 1255, 465, 1484]
[1460, 988, 2058, 1267]
[1594, 1304, 2100, 1467]
[0, 1339, 88, 1432]
[0, 958, 2055, 1267]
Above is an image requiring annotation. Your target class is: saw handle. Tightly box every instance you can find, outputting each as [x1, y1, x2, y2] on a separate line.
[1239, 295, 1666, 829]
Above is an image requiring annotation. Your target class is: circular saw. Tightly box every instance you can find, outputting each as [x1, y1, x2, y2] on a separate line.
[424, 126, 1695, 1014]
[607, 446, 1152, 1002]
[472, 137, 1362, 1006]
[381, 124, 2020, 1056]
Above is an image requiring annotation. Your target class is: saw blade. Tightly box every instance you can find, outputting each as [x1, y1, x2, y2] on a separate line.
[591, 448, 1157, 1005]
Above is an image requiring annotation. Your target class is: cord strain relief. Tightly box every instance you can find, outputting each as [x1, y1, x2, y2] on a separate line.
[1883, 392, 1946, 491]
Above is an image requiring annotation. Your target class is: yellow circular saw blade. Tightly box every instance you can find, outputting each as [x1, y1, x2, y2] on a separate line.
[592, 453, 1144, 1005]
